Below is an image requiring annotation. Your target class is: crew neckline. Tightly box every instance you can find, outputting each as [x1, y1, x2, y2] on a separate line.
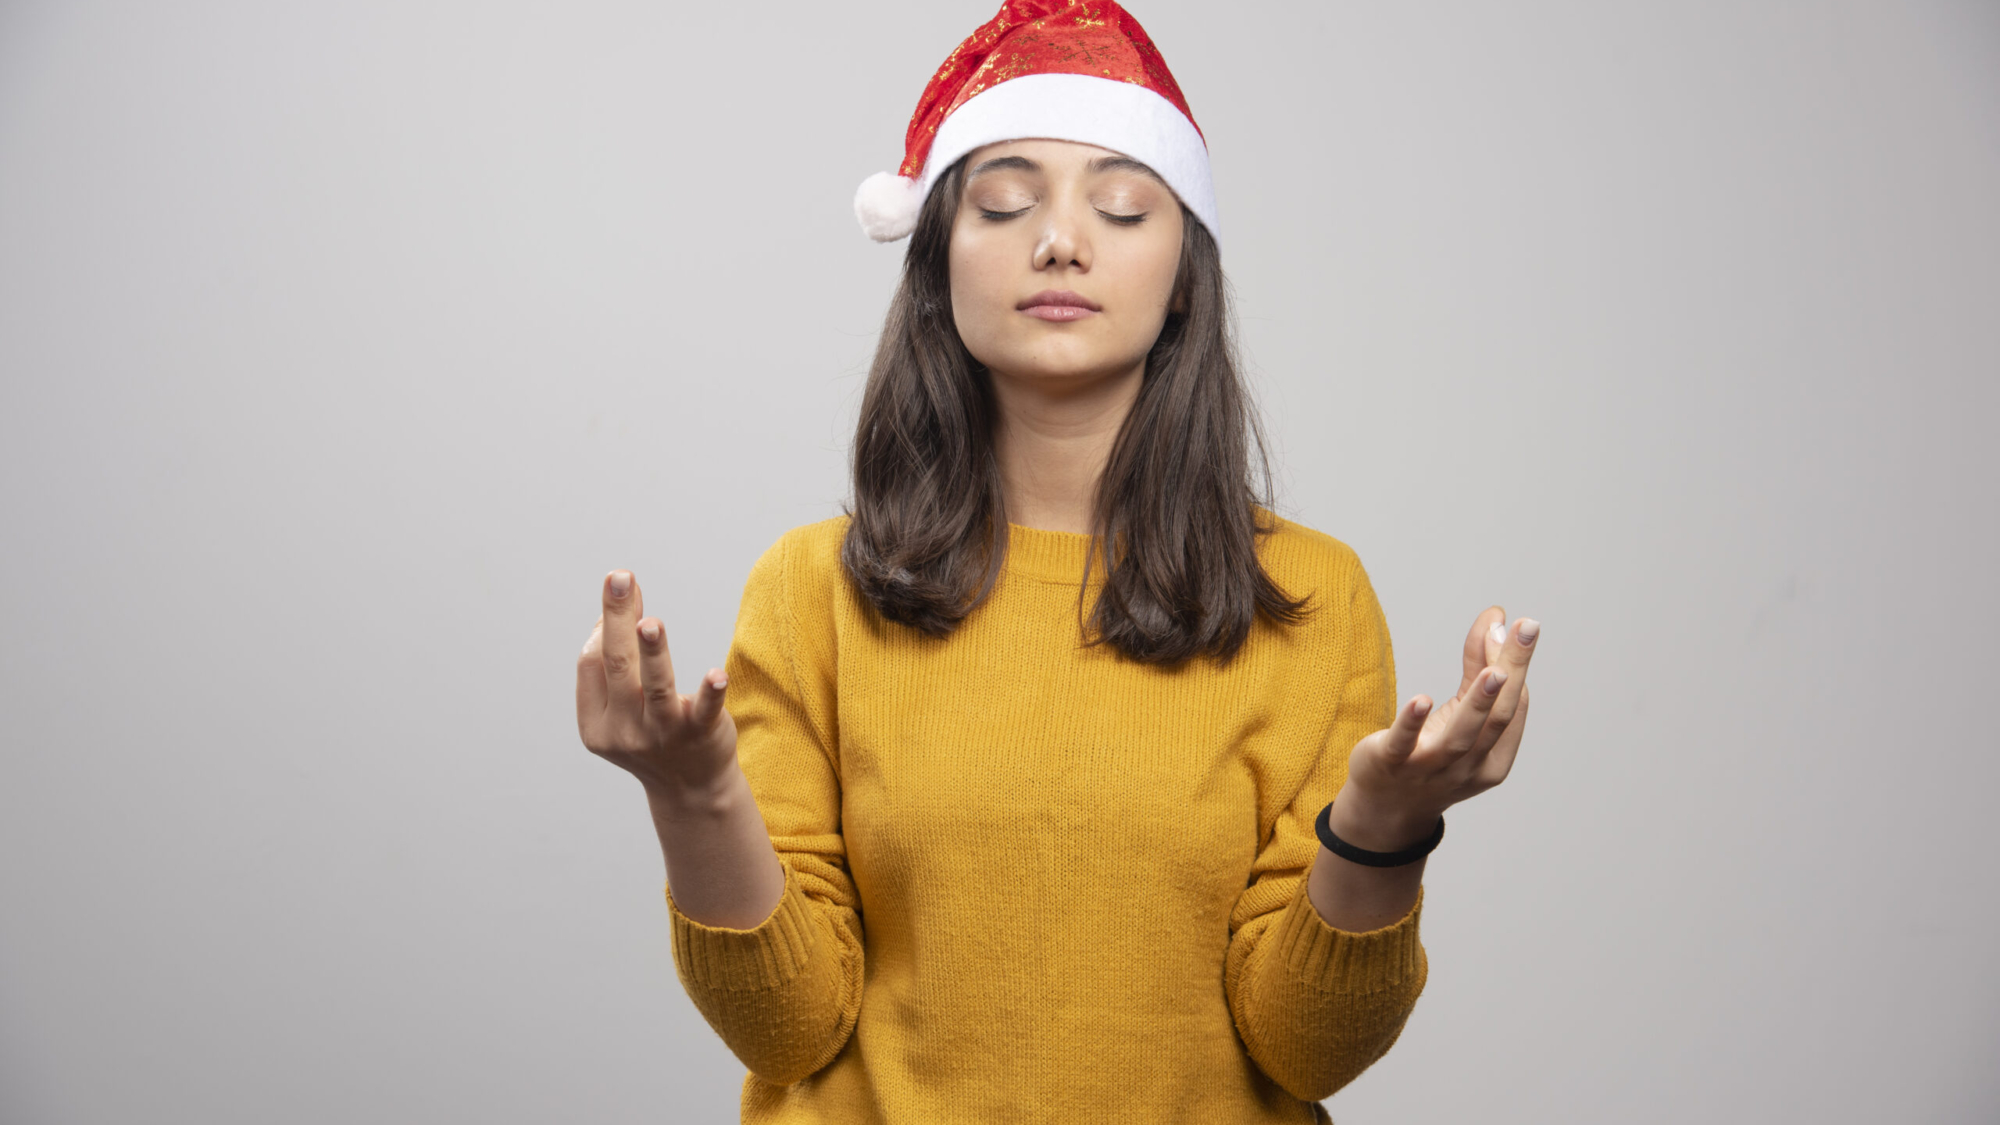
[1002, 522, 1108, 584]
[995, 507, 1293, 584]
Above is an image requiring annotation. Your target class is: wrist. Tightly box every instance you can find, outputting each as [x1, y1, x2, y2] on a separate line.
[1327, 787, 1442, 853]
[642, 763, 746, 816]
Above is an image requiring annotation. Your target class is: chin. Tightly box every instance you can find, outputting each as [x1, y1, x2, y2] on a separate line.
[988, 356, 1138, 387]
[980, 340, 1146, 386]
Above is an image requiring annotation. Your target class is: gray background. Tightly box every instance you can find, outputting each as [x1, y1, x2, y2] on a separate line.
[2, 1, 1995, 1121]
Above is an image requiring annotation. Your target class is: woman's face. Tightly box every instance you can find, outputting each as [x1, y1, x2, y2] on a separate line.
[948, 139, 1185, 389]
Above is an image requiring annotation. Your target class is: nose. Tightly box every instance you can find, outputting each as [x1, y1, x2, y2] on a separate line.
[1031, 200, 1091, 272]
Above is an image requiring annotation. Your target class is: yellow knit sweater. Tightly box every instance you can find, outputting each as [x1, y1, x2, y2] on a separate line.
[665, 513, 1426, 1123]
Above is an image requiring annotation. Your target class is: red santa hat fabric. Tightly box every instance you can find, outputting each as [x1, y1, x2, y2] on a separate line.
[854, 1, 1218, 244]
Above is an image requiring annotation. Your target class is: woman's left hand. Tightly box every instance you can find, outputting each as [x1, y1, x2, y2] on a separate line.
[1329, 607, 1540, 850]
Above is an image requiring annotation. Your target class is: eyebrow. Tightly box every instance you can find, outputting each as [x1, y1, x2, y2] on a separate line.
[964, 153, 1168, 186]
[1086, 155, 1166, 184]
[966, 155, 1039, 179]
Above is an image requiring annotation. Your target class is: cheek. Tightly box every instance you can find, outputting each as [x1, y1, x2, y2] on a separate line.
[1115, 241, 1183, 338]
[1139, 233, 1183, 308]
[947, 235, 1010, 342]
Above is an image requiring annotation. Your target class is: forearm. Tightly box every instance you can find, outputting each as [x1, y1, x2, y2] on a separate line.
[1305, 788, 1431, 932]
[653, 763, 864, 1085]
[1232, 783, 1430, 1102]
[647, 765, 787, 930]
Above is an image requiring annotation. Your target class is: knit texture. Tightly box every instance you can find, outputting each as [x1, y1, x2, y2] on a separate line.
[665, 512, 1427, 1123]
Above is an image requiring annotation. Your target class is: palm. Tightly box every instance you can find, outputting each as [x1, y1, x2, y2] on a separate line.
[1344, 605, 1539, 822]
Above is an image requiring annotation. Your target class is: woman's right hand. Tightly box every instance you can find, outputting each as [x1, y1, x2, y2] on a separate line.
[575, 568, 738, 797]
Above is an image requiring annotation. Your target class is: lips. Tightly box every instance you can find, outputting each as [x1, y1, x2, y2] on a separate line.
[1018, 289, 1101, 322]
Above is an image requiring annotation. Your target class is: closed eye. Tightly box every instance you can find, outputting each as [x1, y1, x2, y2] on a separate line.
[979, 206, 1030, 221]
[1098, 210, 1148, 226]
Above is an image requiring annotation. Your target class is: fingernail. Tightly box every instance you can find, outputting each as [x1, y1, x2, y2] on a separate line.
[1488, 623, 1507, 648]
[1484, 669, 1507, 695]
[712, 672, 728, 690]
[1412, 696, 1431, 717]
[610, 571, 630, 598]
[1519, 619, 1540, 645]
[639, 621, 659, 642]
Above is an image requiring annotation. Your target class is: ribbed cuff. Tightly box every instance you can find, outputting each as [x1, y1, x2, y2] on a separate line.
[666, 859, 822, 991]
[1272, 877, 1426, 994]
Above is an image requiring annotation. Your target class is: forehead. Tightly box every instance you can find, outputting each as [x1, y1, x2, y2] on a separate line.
[961, 139, 1167, 184]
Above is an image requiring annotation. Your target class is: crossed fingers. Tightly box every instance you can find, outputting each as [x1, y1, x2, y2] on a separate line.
[1388, 613, 1539, 783]
[1470, 616, 1536, 749]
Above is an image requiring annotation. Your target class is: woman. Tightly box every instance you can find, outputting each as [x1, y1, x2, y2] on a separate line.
[574, 3, 1538, 1121]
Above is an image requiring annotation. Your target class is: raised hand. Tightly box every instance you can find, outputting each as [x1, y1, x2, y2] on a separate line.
[1331, 606, 1540, 849]
[575, 568, 737, 796]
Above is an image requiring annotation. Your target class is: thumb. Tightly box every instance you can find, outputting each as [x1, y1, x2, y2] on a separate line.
[1377, 694, 1433, 765]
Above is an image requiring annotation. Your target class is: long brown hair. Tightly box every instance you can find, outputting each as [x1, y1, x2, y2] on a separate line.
[839, 154, 1314, 667]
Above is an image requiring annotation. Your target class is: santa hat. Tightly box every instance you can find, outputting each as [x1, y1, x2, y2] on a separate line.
[853, 1, 1218, 245]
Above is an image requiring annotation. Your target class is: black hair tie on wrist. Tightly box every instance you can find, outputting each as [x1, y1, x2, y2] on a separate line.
[1315, 802, 1445, 867]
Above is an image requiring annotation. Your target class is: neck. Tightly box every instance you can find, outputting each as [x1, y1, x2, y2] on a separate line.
[987, 360, 1144, 535]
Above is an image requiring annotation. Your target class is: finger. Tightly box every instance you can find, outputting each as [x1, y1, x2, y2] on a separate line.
[1484, 617, 1509, 670]
[1477, 686, 1531, 785]
[1375, 694, 1434, 765]
[1474, 618, 1540, 752]
[575, 616, 607, 733]
[601, 570, 644, 701]
[688, 667, 730, 729]
[636, 616, 682, 727]
[1438, 664, 1506, 755]
[1457, 605, 1506, 700]
[1500, 617, 1540, 675]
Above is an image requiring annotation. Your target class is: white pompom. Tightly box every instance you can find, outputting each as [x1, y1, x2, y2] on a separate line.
[853, 172, 923, 242]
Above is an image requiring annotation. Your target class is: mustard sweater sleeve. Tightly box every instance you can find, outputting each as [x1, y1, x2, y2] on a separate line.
[663, 532, 864, 1087]
[1223, 556, 1429, 1103]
